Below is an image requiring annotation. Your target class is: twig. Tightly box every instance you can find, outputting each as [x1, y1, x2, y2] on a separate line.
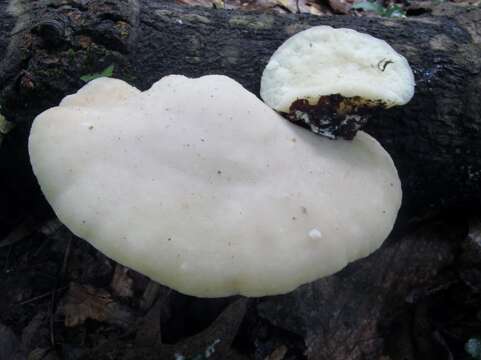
[60, 235, 73, 276]
[17, 287, 67, 306]
[33, 237, 51, 257]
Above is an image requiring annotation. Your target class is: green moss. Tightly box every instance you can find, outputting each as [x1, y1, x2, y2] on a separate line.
[66, 48, 76, 61]
[37, 67, 65, 79]
[116, 21, 130, 39]
[228, 14, 274, 30]
[84, 44, 109, 68]
[182, 14, 211, 25]
[0, 113, 15, 135]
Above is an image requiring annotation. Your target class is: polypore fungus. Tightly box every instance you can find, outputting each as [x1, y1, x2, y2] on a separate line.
[260, 26, 415, 139]
[29, 75, 401, 297]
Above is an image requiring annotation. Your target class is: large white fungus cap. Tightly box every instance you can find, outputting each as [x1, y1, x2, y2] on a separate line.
[29, 75, 402, 298]
[261, 26, 415, 111]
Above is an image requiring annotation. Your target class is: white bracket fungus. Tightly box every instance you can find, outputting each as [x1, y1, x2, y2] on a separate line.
[260, 26, 415, 139]
[29, 75, 401, 297]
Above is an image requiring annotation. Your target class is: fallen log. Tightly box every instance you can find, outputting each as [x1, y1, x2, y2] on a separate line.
[1, 0, 481, 215]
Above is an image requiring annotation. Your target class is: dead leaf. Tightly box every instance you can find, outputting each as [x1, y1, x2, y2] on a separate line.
[87, 298, 249, 359]
[21, 312, 46, 352]
[135, 286, 171, 346]
[328, 0, 355, 13]
[276, 0, 295, 11]
[265, 345, 288, 360]
[111, 264, 134, 298]
[27, 348, 52, 360]
[303, 0, 332, 15]
[60, 283, 134, 328]
[135, 299, 163, 347]
[176, 0, 331, 14]
[227, 0, 287, 12]
[172, 297, 248, 358]
[139, 281, 161, 311]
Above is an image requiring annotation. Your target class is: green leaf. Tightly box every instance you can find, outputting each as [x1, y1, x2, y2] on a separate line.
[466, 338, 481, 359]
[352, 1, 406, 17]
[80, 64, 115, 82]
[382, 4, 406, 17]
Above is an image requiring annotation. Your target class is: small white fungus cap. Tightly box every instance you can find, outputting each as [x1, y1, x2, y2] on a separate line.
[261, 26, 415, 112]
[29, 75, 402, 297]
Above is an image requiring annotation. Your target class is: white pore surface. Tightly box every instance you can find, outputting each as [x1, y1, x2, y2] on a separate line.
[261, 26, 415, 112]
[29, 75, 402, 297]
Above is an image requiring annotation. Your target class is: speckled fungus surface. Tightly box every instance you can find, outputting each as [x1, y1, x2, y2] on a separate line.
[260, 26, 415, 139]
[29, 75, 402, 297]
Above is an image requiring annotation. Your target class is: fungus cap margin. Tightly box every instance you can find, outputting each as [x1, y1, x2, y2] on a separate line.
[260, 26, 415, 112]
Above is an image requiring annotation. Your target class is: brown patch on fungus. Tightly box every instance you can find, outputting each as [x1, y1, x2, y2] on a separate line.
[285, 95, 384, 140]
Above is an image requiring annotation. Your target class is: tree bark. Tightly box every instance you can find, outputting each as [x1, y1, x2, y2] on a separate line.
[0, 0, 481, 216]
